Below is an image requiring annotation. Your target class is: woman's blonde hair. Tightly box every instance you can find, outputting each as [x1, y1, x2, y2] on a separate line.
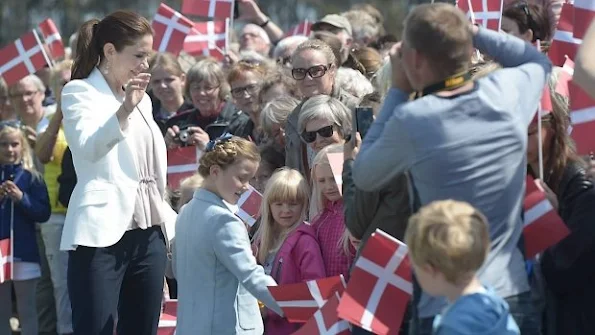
[309, 143, 343, 219]
[49, 59, 73, 96]
[197, 137, 260, 177]
[0, 125, 38, 175]
[256, 168, 310, 264]
[149, 52, 185, 78]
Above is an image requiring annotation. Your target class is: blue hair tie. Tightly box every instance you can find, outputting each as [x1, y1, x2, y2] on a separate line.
[205, 133, 234, 152]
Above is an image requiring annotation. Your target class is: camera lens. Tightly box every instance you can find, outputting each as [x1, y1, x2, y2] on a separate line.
[178, 129, 190, 143]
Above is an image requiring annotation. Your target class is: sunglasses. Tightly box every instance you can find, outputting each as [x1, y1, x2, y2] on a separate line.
[291, 64, 332, 81]
[517, 2, 538, 39]
[301, 125, 334, 143]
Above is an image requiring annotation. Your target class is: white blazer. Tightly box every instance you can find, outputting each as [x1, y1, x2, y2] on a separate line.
[60, 68, 176, 251]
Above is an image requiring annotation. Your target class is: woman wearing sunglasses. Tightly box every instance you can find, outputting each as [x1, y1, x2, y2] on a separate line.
[297, 95, 352, 155]
[285, 39, 360, 178]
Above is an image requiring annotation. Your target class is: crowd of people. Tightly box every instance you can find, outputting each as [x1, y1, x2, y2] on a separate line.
[1, 0, 595, 334]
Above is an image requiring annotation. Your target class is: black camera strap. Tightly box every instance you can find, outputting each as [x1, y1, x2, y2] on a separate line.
[414, 71, 473, 99]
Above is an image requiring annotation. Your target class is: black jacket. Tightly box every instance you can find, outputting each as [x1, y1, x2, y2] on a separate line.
[540, 160, 595, 334]
[165, 101, 252, 141]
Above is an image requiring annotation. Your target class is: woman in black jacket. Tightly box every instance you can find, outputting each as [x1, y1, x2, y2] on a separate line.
[527, 69, 595, 335]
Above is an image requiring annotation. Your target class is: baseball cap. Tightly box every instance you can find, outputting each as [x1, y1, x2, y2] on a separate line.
[312, 14, 353, 37]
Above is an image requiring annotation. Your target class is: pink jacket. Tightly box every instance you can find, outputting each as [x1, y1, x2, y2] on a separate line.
[265, 222, 326, 334]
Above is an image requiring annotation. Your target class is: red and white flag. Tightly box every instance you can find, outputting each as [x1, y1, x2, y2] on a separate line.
[523, 176, 569, 259]
[158, 299, 177, 335]
[457, 0, 503, 31]
[152, 3, 195, 56]
[0, 30, 51, 86]
[38, 18, 65, 60]
[569, 80, 595, 155]
[327, 152, 343, 196]
[268, 275, 346, 323]
[184, 20, 227, 57]
[167, 146, 199, 190]
[572, 0, 595, 39]
[555, 57, 574, 97]
[337, 230, 412, 335]
[182, 0, 234, 19]
[0, 238, 12, 284]
[235, 186, 262, 227]
[548, 4, 581, 66]
[286, 20, 312, 37]
[293, 293, 351, 335]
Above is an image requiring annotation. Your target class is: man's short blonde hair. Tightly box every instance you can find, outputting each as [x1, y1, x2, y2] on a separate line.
[405, 200, 490, 284]
[403, 3, 473, 78]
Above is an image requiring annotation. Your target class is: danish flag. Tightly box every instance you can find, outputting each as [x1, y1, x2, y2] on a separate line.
[457, 0, 503, 31]
[268, 275, 346, 323]
[569, 80, 595, 155]
[0, 30, 51, 86]
[0, 238, 12, 284]
[523, 176, 569, 259]
[182, 0, 234, 20]
[152, 3, 195, 56]
[235, 185, 262, 227]
[548, 3, 581, 66]
[293, 293, 351, 335]
[573, 0, 595, 39]
[286, 20, 312, 37]
[38, 18, 65, 60]
[167, 146, 199, 190]
[184, 20, 227, 58]
[337, 230, 412, 335]
[158, 299, 177, 335]
[555, 57, 574, 97]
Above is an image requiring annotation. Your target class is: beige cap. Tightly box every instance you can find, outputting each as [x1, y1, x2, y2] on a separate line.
[312, 14, 353, 37]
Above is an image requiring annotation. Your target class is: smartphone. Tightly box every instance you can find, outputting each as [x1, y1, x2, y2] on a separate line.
[354, 107, 374, 139]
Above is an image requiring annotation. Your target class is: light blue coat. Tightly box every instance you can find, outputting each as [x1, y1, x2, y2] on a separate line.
[174, 188, 282, 335]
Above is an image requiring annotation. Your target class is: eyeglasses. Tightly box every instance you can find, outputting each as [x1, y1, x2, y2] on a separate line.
[292, 64, 332, 81]
[301, 125, 334, 143]
[231, 84, 260, 98]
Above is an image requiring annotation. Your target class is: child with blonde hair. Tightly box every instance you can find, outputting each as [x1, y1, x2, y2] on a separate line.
[177, 174, 204, 211]
[256, 168, 326, 334]
[405, 200, 519, 335]
[0, 122, 51, 335]
[174, 135, 283, 334]
[310, 144, 355, 280]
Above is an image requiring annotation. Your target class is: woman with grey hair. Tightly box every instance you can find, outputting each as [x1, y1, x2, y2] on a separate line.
[286, 39, 359, 178]
[260, 95, 299, 148]
[297, 94, 352, 155]
[164, 58, 250, 151]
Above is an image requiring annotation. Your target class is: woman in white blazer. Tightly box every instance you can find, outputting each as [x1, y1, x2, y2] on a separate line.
[60, 11, 176, 335]
[174, 135, 283, 335]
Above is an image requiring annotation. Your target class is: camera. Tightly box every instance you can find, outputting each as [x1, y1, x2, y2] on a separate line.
[175, 126, 193, 143]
